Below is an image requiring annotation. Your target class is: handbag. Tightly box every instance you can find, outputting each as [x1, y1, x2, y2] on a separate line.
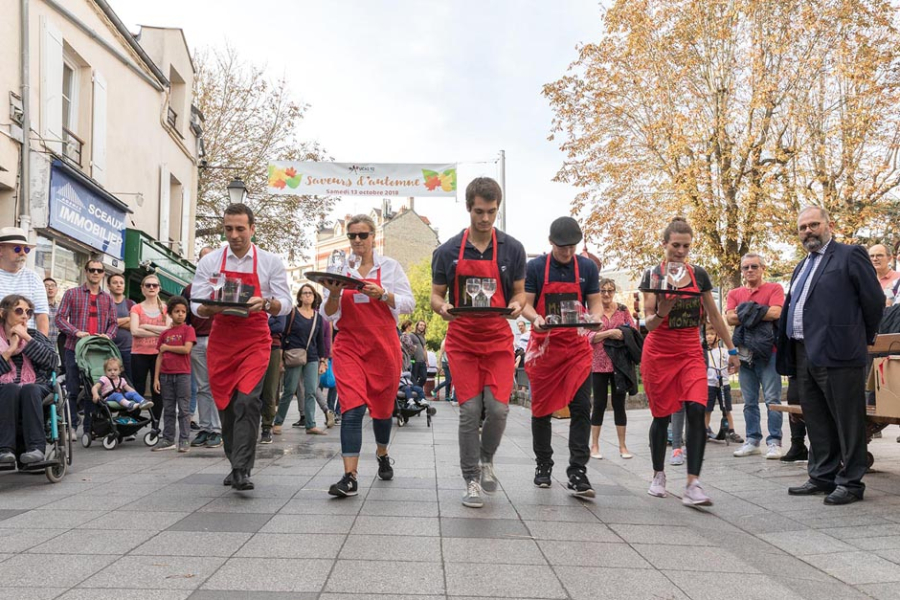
[283, 308, 316, 368]
[319, 359, 336, 388]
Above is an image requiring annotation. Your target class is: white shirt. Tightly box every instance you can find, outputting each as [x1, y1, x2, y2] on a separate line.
[320, 252, 415, 325]
[515, 331, 530, 352]
[707, 346, 728, 386]
[0, 266, 50, 329]
[190, 245, 293, 317]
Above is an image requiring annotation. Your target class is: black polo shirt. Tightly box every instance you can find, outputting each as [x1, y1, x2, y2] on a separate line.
[525, 254, 601, 300]
[432, 228, 527, 305]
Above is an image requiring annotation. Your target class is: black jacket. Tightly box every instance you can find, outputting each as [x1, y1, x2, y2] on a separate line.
[603, 325, 644, 395]
[732, 301, 775, 365]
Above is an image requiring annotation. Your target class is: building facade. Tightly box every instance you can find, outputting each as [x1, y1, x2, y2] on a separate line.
[0, 0, 201, 295]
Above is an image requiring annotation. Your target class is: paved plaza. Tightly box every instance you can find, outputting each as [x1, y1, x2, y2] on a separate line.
[1, 402, 900, 600]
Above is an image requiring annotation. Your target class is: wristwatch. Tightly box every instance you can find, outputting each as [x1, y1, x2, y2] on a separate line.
[728, 348, 738, 356]
[263, 298, 272, 313]
[380, 291, 389, 302]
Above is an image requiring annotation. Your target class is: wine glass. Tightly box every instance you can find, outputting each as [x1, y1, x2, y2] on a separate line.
[347, 253, 361, 272]
[481, 278, 497, 306]
[666, 261, 687, 288]
[327, 250, 346, 275]
[209, 272, 225, 300]
[465, 278, 482, 308]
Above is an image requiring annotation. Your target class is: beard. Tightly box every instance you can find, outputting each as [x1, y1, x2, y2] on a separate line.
[802, 234, 825, 252]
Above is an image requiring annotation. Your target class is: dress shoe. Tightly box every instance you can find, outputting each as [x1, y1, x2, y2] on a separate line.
[788, 481, 834, 496]
[231, 469, 254, 491]
[824, 486, 861, 505]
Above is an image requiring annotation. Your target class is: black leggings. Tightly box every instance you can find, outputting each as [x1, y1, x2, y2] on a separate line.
[650, 402, 706, 476]
[131, 353, 162, 422]
[591, 372, 626, 427]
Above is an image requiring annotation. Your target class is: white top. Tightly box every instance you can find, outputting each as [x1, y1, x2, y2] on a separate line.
[515, 331, 531, 352]
[0, 266, 50, 329]
[320, 252, 415, 325]
[707, 346, 728, 386]
[190, 245, 293, 317]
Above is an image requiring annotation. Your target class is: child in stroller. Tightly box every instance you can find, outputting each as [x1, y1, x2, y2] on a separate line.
[394, 350, 436, 427]
[91, 357, 153, 412]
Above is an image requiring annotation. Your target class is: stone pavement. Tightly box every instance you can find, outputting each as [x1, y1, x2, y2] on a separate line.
[1, 401, 900, 600]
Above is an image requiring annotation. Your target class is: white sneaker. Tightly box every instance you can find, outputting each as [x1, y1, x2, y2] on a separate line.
[733, 442, 761, 457]
[648, 471, 667, 498]
[683, 480, 713, 506]
[765, 443, 782, 460]
[480, 462, 498, 494]
[462, 480, 484, 508]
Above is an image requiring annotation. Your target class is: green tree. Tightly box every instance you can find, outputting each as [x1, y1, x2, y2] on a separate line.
[403, 258, 446, 351]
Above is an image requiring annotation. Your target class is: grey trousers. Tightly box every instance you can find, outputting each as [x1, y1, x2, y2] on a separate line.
[190, 337, 221, 434]
[459, 387, 509, 482]
[160, 373, 191, 444]
[219, 376, 265, 471]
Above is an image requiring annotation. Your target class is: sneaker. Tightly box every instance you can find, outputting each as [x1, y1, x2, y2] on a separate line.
[272, 425, 282, 435]
[567, 468, 595, 498]
[152, 439, 176, 452]
[140, 401, 154, 411]
[480, 462, 498, 493]
[726, 430, 744, 444]
[0, 450, 15, 465]
[190, 431, 209, 447]
[534, 462, 552, 488]
[733, 442, 761, 457]
[334, 414, 341, 424]
[328, 472, 359, 497]
[781, 443, 809, 462]
[326, 410, 336, 428]
[670, 448, 685, 466]
[765, 442, 782, 460]
[260, 428, 273, 444]
[177, 442, 189, 453]
[706, 426, 716, 440]
[377, 454, 394, 481]
[20, 449, 44, 464]
[205, 434, 223, 448]
[462, 480, 484, 508]
[683, 480, 713, 506]
[190, 421, 200, 431]
[292, 417, 306, 428]
[648, 471, 667, 497]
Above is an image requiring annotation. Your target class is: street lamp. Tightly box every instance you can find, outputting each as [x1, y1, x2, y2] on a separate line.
[226, 178, 248, 205]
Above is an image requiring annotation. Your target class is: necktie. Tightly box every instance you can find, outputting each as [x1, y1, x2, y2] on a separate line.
[786, 253, 819, 338]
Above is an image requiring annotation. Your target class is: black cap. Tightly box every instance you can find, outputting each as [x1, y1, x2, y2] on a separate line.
[548, 217, 583, 246]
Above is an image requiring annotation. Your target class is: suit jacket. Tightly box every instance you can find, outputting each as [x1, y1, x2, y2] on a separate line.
[776, 241, 883, 374]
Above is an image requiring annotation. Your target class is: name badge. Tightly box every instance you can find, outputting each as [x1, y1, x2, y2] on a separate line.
[353, 293, 370, 304]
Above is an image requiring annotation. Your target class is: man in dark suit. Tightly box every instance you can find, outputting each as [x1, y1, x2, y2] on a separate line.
[776, 206, 883, 505]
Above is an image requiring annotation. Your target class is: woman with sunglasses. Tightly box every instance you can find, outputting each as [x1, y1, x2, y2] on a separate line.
[0, 228, 49, 336]
[0, 294, 59, 468]
[130, 274, 170, 422]
[320, 214, 415, 497]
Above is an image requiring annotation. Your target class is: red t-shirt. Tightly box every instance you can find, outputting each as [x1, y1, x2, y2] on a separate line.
[156, 324, 196, 374]
[726, 282, 785, 312]
[87, 294, 99, 335]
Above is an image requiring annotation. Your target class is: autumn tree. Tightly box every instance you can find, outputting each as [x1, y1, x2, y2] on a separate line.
[194, 44, 335, 260]
[545, 0, 900, 289]
[404, 258, 447, 351]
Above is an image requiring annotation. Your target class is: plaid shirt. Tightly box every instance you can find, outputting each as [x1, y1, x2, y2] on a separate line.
[56, 284, 118, 351]
[47, 302, 59, 347]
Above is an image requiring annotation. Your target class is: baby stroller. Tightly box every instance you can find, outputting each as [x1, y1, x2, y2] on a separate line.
[74, 336, 159, 450]
[0, 371, 72, 483]
[394, 349, 436, 428]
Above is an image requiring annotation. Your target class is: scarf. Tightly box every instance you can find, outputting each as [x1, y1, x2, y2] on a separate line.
[0, 327, 36, 385]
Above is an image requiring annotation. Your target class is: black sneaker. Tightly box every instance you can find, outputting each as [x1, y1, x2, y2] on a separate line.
[190, 421, 200, 431]
[292, 416, 306, 428]
[534, 463, 552, 488]
[780, 443, 809, 463]
[567, 468, 596, 498]
[328, 472, 359, 497]
[726, 430, 744, 444]
[259, 428, 273, 444]
[190, 431, 209, 447]
[377, 454, 394, 481]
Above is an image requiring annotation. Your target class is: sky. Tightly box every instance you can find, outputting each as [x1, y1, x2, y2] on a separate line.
[110, 0, 605, 256]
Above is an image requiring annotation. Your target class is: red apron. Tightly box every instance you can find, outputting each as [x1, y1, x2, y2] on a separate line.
[444, 228, 514, 405]
[641, 263, 707, 418]
[207, 246, 271, 410]
[525, 255, 593, 418]
[332, 267, 401, 420]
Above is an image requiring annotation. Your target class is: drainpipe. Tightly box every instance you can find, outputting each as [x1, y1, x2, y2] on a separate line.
[19, 0, 31, 243]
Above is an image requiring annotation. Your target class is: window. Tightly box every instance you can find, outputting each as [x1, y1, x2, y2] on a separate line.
[61, 54, 83, 166]
[35, 235, 89, 293]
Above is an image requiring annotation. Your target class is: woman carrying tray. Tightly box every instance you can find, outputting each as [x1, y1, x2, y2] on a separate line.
[641, 217, 739, 506]
[320, 214, 414, 498]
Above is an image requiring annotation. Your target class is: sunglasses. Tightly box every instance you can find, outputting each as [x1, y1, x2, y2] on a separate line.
[12, 246, 31, 255]
[347, 232, 371, 241]
[12, 307, 34, 317]
[143, 283, 160, 289]
[87, 268, 104, 274]
[600, 289, 616, 295]
[741, 264, 761, 271]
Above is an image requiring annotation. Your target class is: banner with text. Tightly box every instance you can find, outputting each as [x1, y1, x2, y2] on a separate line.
[267, 162, 458, 197]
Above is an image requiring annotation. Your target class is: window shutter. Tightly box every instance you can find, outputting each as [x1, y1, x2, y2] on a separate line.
[180, 187, 192, 257]
[40, 16, 64, 154]
[91, 71, 107, 184]
[159, 165, 171, 243]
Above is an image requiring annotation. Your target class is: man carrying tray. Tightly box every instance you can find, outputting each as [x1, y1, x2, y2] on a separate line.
[432, 177, 527, 509]
[191, 203, 292, 491]
[521, 217, 602, 498]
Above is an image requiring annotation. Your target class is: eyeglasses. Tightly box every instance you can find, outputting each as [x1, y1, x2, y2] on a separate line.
[798, 221, 823, 232]
[600, 289, 616, 295]
[741, 264, 761, 271]
[87, 268, 104, 274]
[12, 307, 34, 317]
[143, 283, 160, 289]
[12, 246, 31, 255]
[347, 232, 371, 240]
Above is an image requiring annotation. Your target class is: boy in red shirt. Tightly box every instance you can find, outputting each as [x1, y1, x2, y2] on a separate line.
[153, 296, 196, 452]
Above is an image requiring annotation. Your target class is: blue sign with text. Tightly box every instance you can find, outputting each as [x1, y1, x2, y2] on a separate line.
[48, 165, 126, 259]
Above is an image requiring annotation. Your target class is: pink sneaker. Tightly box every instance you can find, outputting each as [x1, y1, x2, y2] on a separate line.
[648, 471, 667, 497]
[683, 480, 713, 507]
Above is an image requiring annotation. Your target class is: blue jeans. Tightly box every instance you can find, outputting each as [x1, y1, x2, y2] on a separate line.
[739, 353, 783, 445]
[106, 391, 145, 410]
[339, 404, 391, 457]
[401, 384, 425, 403]
[275, 362, 319, 428]
[325, 386, 340, 415]
[189, 369, 197, 415]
